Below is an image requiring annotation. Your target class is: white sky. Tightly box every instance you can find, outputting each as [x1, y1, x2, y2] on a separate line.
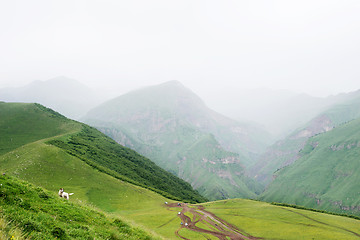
[1, 0, 360, 99]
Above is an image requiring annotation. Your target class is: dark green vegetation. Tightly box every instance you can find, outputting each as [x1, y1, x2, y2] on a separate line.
[0, 174, 154, 239]
[49, 125, 206, 203]
[261, 117, 360, 216]
[82, 81, 268, 200]
[0, 102, 205, 203]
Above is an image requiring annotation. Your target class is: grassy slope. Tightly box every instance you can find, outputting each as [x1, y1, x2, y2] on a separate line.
[0, 102, 204, 238]
[0, 102, 80, 155]
[48, 125, 206, 203]
[0, 174, 156, 240]
[0, 102, 206, 203]
[0, 130, 209, 239]
[201, 199, 360, 240]
[0, 140, 182, 239]
[261, 117, 360, 216]
[2, 163, 359, 240]
[250, 137, 305, 187]
[251, 94, 360, 187]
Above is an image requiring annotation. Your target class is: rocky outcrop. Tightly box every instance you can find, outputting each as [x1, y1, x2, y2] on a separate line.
[330, 141, 360, 151]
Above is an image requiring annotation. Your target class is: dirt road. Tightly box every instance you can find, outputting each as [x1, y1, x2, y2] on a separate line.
[165, 203, 262, 240]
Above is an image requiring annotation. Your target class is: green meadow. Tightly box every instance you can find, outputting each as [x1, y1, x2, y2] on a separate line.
[0, 175, 157, 240]
[1, 102, 360, 239]
[0, 138, 181, 239]
[201, 199, 360, 240]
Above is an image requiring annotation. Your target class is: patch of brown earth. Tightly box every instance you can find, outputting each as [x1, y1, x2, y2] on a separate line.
[165, 202, 262, 240]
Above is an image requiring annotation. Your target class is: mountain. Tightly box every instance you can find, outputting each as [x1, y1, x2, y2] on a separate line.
[0, 76, 103, 119]
[0, 102, 206, 203]
[82, 81, 271, 200]
[250, 90, 360, 187]
[260, 116, 360, 216]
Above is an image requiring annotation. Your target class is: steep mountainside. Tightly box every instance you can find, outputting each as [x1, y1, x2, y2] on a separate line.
[260, 117, 360, 216]
[0, 76, 103, 119]
[0, 102, 206, 203]
[250, 90, 360, 186]
[83, 81, 271, 200]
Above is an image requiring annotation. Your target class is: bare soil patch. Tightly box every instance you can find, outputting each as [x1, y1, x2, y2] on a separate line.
[165, 202, 262, 240]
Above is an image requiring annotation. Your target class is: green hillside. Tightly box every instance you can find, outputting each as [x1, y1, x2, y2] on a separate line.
[250, 136, 305, 187]
[82, 81, 268, 200]
[261, 117, 360, 216]
[250, 92, 360, 187]
[48, 125, 206, 203]
[1, 101, 360, 239]
[0, 102, 80, 155]
[0, 174, 155, 240]
[0, 129, 180, 239]
[0, 102, 206, 203]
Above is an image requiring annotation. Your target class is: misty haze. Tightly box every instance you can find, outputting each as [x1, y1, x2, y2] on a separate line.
[1, 1, 360, 239]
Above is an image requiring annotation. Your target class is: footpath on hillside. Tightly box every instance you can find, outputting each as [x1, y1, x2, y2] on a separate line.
[163, 203, 262, 240]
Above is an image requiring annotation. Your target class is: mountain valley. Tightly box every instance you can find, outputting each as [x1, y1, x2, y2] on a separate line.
[82, 81, 271, 200]
[1, 79, 360, 239]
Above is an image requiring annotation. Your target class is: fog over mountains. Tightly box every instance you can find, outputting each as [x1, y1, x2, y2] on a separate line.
[1, 77, 360, 215]
[81, 80, 272, 199]
[2, 2, 360, 237]
[0, 76, 104, 120]
[1, 76, 357, 136]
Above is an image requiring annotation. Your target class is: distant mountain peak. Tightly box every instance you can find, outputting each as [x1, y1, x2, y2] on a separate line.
[0, 76, 103, 120]
[24, 76, 86, 90]
[153, 80, 189, 92]
[113, 79, 204, 109]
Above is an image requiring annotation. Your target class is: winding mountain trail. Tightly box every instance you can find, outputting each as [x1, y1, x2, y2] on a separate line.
[166, 203, 262, 240]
